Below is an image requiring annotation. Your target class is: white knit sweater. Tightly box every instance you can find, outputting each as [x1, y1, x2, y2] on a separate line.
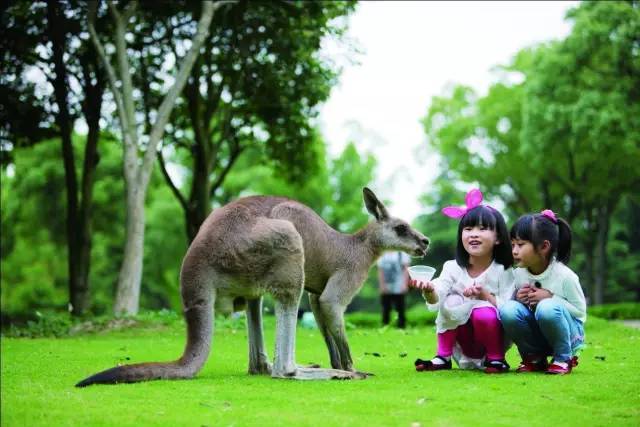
[512, 260, 587, 323]
[426, 260, 515, 333]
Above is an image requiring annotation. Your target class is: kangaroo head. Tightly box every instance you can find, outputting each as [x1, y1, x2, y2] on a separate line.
[363, 187, 429, 257]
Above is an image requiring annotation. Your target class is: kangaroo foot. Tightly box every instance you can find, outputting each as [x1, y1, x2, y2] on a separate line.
[272, 367, 367, 380]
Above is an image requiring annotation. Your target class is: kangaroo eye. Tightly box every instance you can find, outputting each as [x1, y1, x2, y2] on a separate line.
[394, 224, 408, 236]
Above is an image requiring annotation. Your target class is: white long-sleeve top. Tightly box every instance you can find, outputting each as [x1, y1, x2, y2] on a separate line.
[513, 260, 587, 323]
[427, 260, 515, 333]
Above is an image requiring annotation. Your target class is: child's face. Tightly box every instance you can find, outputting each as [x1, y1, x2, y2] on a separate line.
[461, 225, 498, 259]
[511, 238, 544, 269]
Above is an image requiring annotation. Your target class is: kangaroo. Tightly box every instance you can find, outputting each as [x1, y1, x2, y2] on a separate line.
[76, 187, 429, 386]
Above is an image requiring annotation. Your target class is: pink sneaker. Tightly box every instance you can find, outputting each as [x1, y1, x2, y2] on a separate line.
[546, 360, 572, 375]
[516, 355, 548, 373]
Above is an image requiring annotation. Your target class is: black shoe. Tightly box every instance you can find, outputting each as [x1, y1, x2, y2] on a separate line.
[484, 359, 510, 374]
[415, 356, 452, 371]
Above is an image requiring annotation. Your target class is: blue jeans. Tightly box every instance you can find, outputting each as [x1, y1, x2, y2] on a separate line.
[499, 299, 585, 362]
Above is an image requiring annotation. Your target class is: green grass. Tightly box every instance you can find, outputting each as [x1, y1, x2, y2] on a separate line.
[2, 316, 639, 427]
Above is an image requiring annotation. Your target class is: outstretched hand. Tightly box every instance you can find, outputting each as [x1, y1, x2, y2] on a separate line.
[409, 279, 435, 294]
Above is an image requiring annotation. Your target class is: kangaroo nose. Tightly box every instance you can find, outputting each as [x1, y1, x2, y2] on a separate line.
[421, 237, 430, 247]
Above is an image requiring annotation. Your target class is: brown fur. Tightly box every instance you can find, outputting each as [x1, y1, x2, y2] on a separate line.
[76, 188, 428, 386]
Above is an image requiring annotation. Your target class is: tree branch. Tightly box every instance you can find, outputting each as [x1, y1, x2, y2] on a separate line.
[87, 1, 130, 146]
[109, 0, 138, 183]
[141, 1, 222, 189]
[157, 143, 188, 213]
[210, 139, 244, 198]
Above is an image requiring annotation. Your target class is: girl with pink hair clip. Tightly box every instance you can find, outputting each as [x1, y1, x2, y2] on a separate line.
[500, 210, 586, 375]
[410, 189, 515, 374]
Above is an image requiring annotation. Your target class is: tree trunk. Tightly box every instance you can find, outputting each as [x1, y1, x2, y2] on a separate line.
[186, 144, 212, 242]
[89, 1, 219, 314]
[593, 204, 611, 305]
[582, 238, 595, 306]
[77, 55, 105, 314]
[47, 1, 85, 315]
[114, 188, 146, 314]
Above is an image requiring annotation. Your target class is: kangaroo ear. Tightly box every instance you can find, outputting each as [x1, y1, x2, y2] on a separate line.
[363, 187, 389, 221]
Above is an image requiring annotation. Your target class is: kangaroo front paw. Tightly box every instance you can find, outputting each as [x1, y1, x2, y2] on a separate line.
[249, 361, 272, 375]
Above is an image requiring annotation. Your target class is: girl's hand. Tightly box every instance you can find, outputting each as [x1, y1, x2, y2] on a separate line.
[463, 286, 475, 298]
[410, 279, 435, 294]
[463, 283, 487, 299]
[472, 283, 490, 301]
[516, 285, 532, 305]
[528, 288, 553, 307]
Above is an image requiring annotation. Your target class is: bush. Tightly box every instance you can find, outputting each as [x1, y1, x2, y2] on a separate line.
[344, 304, 437, 329]
[588, 303, 640, 320]
[1, 309, 252, 338]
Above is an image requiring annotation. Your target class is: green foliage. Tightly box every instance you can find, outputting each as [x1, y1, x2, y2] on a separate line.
[220, 140, 376, 234]
[521, 1, 640, 205]
[2, 309, 185, 338]
[0, 134, 190, 319]
[141, 178, 188, 312]
[345, 305, 437, 329]
[325, 143, 377, 232]
[151, 1, 358, 212]
[421, 1, 640, 303]
[2, 139, 82, 317]
[411, 178, 461, 273]
[588, 303, 640, 320]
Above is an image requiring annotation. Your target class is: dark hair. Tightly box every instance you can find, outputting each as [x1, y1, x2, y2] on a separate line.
[455, 205, 513, 269]
[510, 213, 572, 263]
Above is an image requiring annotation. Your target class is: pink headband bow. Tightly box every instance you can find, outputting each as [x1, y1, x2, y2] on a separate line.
[442, 188, 490, 219]
[541, 209, 557, 223]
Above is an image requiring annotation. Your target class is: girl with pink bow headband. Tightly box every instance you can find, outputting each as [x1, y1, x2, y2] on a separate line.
[411, 188, 514, 374]
[501, 210, 586, 375]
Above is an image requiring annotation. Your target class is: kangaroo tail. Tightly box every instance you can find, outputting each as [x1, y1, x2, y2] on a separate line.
[76, 296, 213, 387]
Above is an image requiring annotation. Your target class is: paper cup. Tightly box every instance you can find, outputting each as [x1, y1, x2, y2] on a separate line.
[408, 265, 436, 282]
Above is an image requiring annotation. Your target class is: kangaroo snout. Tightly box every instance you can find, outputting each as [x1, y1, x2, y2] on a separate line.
[413, 234, 430, 257]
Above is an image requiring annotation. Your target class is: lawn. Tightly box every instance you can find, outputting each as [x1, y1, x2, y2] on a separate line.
[1, 315, 638, 427]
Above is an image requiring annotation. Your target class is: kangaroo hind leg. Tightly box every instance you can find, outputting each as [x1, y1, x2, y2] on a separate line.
[246, 297, 271, 375]
[263, 220, 364, 380]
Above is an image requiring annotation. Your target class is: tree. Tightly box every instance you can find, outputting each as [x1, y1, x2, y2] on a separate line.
[1, 135, 125, 319]
[521, 1, 640, 303]
[153, 1, 357, 241]
[218, 139, 376, 233]
[1, 1, 106, 315]
[422, 49, 546, 217]
[422, 1, 640, 304]
[87, 1, 220, 314]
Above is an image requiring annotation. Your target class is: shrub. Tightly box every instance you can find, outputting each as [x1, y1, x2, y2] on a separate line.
[588, 303, 640, 320]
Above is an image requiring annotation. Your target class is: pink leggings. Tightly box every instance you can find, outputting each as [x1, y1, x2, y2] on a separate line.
[437, 307, 504, 361]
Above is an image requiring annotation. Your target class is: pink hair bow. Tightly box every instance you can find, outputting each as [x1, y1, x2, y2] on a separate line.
[442, 188, 484, 219]
[541, 209, 557, 223]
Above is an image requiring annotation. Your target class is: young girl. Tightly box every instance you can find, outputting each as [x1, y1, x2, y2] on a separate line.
[500, 210, 586, 375]
[411, 189, 514, 374]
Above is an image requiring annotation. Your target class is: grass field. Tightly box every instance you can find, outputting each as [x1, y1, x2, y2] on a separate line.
[2, 315, 639, 427]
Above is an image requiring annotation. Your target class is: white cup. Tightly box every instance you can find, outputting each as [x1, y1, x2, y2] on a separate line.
[408, 265, 436, 282]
